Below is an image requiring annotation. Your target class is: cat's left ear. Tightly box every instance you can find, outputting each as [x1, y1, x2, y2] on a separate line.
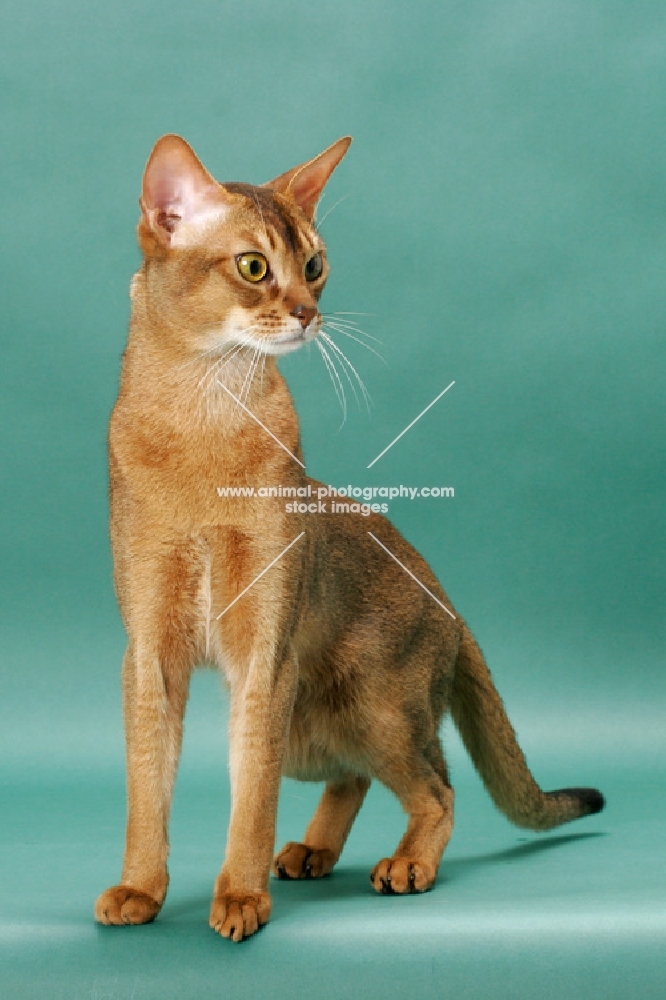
[264, 136, 352, 222]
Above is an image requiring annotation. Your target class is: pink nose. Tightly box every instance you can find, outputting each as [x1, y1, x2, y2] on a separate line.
[291, 304, 317, 330]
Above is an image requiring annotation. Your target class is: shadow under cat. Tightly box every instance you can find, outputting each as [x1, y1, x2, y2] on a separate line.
[162, 831, 606, 923]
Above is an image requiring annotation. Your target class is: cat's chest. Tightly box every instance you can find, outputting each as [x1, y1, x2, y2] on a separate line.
[110, 411, 297, 533]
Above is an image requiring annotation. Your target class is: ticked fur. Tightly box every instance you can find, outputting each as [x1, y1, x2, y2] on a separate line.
[95, 135, 603, 942]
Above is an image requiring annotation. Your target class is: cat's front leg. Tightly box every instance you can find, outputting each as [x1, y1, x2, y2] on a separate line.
[209, 646, 297, 942]
[95, 638, 189, 926]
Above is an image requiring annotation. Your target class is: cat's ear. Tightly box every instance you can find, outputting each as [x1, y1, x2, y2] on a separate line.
[263, 136, 352, 222]
[140, 134, 229, 249]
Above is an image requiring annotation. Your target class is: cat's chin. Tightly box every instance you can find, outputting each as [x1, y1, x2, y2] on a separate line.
[260, 334, 312, 357]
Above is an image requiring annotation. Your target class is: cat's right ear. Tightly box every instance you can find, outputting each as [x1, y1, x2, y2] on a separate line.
[139, 135, 229, 253]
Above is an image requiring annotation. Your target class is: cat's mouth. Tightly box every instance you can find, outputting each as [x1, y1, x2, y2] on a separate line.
[262, 324, 320, 356]
[220, 315, 321, 357]
[266, 333, 308, 355]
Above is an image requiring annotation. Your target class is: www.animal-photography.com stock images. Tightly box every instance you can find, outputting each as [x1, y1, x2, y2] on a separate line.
[1, 3, 664, 999]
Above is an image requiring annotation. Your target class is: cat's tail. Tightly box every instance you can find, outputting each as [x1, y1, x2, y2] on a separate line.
[450, 624, 604, 831]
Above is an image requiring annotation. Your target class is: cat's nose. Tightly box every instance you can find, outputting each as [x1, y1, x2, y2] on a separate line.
[291, 304, 317, 330]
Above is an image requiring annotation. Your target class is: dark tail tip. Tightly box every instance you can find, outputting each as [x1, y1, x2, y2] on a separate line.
[556, 786, 605, 816]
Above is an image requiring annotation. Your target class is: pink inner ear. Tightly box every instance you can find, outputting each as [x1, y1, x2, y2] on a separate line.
[145, 166, 187, 230]
[141, 135, 225, 237]
[147, 167, 182, 215]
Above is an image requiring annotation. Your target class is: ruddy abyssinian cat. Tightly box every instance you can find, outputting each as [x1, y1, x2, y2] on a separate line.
[95, 134, 604, 942]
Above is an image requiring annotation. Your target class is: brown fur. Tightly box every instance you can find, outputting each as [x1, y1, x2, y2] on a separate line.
[94, 135, 604, 941]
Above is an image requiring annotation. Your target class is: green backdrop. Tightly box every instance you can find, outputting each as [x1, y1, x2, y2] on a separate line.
[1, 1, 664, 997]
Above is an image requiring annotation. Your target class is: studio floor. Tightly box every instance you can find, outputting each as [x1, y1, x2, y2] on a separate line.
[2, 698, 664, 1000]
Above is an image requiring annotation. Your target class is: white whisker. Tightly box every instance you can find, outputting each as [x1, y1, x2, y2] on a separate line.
[245, 346, 262, 406]
[320, 330, 372, 412]
[178, 343, 223, 370]
[196, 349, 241, 420]
[317, 339, 347, 428]
[196, 353, 226, 396]
[233, 345, 259, 421]
[192, 322, 263, 420]
[322, 322, 386, 364]
[322, 313, 383, 344]
[315, 193, 350, 231]
[258, 351, 268, 394]
[196, 344, 242, 393]
[320, 331, 359, 406]
[156, 342, 227, 385]
[218, 344, 246, 370]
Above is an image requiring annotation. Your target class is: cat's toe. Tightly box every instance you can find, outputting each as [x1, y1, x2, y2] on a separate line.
[209, 891, 271, 942]
[273, 842, 336, 879]
[94, 885, 161, 925]
[370, 857, 436, 894]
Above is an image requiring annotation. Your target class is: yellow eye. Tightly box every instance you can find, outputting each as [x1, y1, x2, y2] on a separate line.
[304, 252, 323, 282]
[237, 253, 268, 282]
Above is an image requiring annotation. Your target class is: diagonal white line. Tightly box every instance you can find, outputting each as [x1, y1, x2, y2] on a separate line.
[216, 378, 305, 468]
[367, 531, 456, 620]
[366, 381, 455, 469]
[216, 532, 306, 620]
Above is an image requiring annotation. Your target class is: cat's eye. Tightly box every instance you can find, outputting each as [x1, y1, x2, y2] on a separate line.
[237, 253, 269, 283]
[304, 252, 323, 282]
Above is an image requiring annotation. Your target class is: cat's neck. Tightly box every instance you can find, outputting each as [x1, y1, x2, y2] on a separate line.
[120, 308, 281, 435]
[112, 278, 305, 483]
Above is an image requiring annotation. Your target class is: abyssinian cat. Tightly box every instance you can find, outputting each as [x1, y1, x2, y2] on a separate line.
[95, 134, 604, 942]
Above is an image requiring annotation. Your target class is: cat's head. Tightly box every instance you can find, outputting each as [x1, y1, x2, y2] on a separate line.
[136, 134, 351, 357]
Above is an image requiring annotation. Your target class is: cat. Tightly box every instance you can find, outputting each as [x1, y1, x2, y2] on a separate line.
[94, 134, 604, 942]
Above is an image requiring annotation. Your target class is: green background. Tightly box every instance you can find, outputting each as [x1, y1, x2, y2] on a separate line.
[1, 1, 664, 997]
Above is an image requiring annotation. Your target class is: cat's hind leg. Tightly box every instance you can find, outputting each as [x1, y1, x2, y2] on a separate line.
[370, 740, 454, 894]
[273, 775, 370, 879]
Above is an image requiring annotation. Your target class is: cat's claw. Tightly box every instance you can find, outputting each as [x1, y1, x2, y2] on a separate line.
[272, 842, 336, 879]
[209, 891, 271, 943]
[370, 857, 436, 894]
[94, 885, 162, 925]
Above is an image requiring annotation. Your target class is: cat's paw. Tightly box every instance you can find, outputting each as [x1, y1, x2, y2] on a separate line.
[94, 885, 162, 925]
[370, 857, 436, 895]
[209, 890, 271, 942]
[273, 842, 337, 879]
